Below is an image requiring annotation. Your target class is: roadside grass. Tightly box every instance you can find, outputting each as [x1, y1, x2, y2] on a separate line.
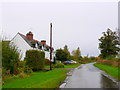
[3, 69, 70, 88]
[94, 64, 120, 81]
[64, 64, 80, 68]
[80, 61, 95, 64]
[45, 64, 80, 68]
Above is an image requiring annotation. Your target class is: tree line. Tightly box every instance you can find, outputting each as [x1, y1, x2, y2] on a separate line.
[55, 45, 81, 62]
[55, 28, 120, 61]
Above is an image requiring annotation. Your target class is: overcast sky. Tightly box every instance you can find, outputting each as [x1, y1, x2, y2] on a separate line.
[1, 0, 118, 57]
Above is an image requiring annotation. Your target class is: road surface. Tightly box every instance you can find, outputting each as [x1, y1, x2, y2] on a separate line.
[60, 63, 119, 88]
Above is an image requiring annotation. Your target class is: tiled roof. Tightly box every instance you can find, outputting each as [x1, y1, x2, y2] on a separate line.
[18, 32, 53, 49]
[18, 33, 38, 47]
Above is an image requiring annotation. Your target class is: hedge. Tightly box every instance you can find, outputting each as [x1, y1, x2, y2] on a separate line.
[25, 50, 45, 71]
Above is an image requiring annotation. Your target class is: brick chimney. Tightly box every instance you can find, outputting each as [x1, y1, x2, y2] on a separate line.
[26, 31, 33, 40]
[41, 40, 46, 45]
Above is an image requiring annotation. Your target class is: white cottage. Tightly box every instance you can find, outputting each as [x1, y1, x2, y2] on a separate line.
[10, 31, 54, 61]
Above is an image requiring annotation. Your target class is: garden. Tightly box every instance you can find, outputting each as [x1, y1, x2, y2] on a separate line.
[3, 69, 70, 88]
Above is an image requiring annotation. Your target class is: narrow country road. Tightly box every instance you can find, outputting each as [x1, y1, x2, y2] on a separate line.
[61, 63, 118, 88]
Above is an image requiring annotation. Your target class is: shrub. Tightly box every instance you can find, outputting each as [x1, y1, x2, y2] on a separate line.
[2, 67, 10, 79]
[2, 41, 20, 75]
[95, 57, 101, 60]
[51, 64, 55, 68]
[83, 56, 89, 60]
[111, 58, 120, 62]
[19, 72, 27, 78]
[17, 61, 26, 73]
[118, 62, 120, 67]
[97, 60, 112, 66]
[112, 61, 120, 67]
[25, 50, 45, 71]
[89, 56, 96, 60]
[24, 66, 33, 73]
[97, 60, 120, 67]
[105, 56, 115, 60]
[19, 61, 26, 69]
[54, 63, 64, 68]
[44, 59, 51, 65]
[112, 62, 118, 67]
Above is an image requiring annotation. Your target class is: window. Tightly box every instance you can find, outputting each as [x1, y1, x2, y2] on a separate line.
[38, 46, 42, 50]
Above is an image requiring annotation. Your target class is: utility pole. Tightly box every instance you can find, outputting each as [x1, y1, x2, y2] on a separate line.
[50, 23, 52, 70]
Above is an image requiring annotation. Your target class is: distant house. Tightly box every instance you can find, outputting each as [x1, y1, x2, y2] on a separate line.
[10, 31, 54, 60]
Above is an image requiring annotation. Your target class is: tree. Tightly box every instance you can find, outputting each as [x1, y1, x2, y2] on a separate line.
[63, 45, 70, 60]
[118, 29, 120, 42]
[55, 49, 68, 62]
[117, 29, 120, 58]
[64, 45, 69, 52]
[72, 47, 81, 57]
[72, 50, 76, 57]
[76, 47, 81, 57]
[99, 28, 120, 58]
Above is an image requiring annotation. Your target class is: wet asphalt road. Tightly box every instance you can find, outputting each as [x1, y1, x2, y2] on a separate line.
[62, 63, 118, 88]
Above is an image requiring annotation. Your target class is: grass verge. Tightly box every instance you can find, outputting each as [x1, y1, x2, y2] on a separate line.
[94, 64, 120, 81]
[45, 64, 80, 68]
[64, 64, 80, 68]
[3, 69, 70, 88]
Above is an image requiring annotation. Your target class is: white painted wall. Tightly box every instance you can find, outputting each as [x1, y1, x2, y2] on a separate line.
[45, 51, 49, 59]
[45, 51, 54, 61]
[10, 34, 32, 60]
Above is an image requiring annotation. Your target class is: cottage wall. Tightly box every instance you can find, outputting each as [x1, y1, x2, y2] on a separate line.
[10, 34, 32, 60]
[44, 51, 54, 61]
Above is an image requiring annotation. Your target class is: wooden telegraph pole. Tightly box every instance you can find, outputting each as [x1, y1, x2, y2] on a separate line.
[50, 23, 52, 70]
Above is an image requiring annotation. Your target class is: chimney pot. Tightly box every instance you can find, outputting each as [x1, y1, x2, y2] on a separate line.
[41, 40, 46, 45]
[26, 31, 33, 40]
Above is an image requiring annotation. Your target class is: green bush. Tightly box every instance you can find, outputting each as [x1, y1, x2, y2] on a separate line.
[113, 58, 120, 62]
[2, 67, 10, 79]
[2, 41, 20, 75]
[44, 59, 51, 65]
[25, 50, 45, 71]
[89, 56, 96, 60]
[54, 63, 64, 68]
[24, 66, 33, 73]
[17, 61, 26, 73]
[82, 56, 89, 60]
[105, 56, 117, 60]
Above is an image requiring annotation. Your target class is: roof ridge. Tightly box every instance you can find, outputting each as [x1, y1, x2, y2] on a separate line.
[18, 32, 38, 41]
